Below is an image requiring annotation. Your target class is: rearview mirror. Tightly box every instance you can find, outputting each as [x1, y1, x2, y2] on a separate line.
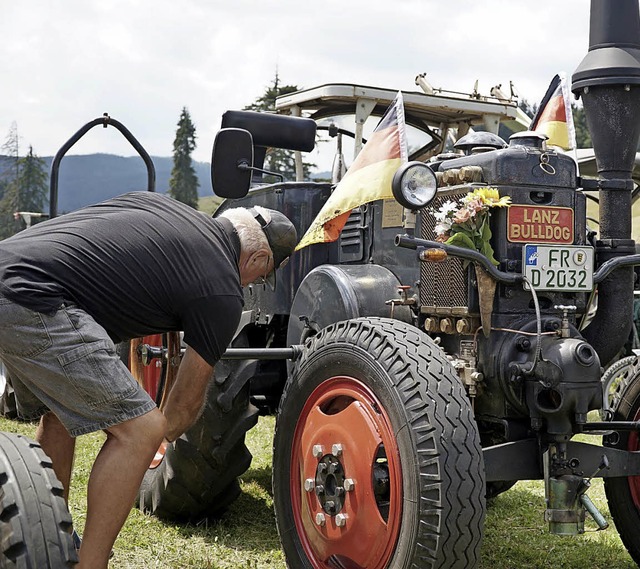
[211, 128, 253, 198]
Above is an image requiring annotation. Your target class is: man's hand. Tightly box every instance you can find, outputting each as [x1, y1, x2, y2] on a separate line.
[161, 346, 214, 442]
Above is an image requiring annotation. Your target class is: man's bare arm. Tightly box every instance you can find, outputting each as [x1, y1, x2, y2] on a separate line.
[162, 346, 214, 442]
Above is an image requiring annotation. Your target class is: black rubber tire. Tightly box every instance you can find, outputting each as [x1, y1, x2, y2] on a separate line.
[273, 317, 486, 569]
[137, 336, 259, 522]
[0, 432, 77, 568]
[600, 355, 638, 419]
[604, 370, 640, 566]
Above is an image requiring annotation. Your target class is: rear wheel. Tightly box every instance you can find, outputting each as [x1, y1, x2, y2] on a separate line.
[133, 333, 259, 521]
[604, 368, 640, 566]
[273, 317, 485, 569]
[0, 432, 77, 568]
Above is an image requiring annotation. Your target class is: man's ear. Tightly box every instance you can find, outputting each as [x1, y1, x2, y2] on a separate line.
[247, 248, 270, 269]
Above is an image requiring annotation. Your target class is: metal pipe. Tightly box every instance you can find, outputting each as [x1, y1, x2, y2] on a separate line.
[220, 346, 304, 360]
[395, 234, 521, 284]
[49, 114, 156, 218]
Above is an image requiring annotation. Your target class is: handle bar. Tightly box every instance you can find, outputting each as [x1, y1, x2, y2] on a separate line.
[49, 113, 156, 218]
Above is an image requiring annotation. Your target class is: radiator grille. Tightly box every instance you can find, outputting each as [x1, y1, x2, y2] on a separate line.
[420, 189, 470, 314]
[340, 207, 364, 262]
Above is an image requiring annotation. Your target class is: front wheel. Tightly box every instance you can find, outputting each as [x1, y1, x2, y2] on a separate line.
[604, 366, 640, 566]
[273, 317, 486, 569]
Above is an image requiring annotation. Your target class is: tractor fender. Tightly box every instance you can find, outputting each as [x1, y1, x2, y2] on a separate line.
[286, 264, 413, 348]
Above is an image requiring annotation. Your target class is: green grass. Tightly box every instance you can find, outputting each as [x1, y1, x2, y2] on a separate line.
[198, 196, 224, 216]
[0, 416, 637, 568]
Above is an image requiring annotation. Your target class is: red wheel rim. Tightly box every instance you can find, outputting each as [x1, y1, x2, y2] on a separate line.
[290, 376, 403, 568]
[137, 334, 166, 470]
[628, 407, 640, 507]
[139, 334, 164, 400]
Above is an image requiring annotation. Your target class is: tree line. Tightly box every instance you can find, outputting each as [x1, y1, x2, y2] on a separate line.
[0, 109, 202, 239]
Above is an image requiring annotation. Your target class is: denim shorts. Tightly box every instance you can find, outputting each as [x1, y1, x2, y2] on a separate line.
[0, 293, 156, 437]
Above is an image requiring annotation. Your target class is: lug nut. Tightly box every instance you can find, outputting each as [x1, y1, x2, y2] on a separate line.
[335, 513, 348, 527]
[344, 478, 355, 491]
[331, 443, 343, 457]
[315, 513, 326, 526]
[304, 478, 315, 492]
[312, 444, 324, 458]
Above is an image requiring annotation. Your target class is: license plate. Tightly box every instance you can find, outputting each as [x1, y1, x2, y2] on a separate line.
[522, 244, 594, 291]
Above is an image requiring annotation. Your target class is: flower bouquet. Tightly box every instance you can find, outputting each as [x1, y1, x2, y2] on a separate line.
[432, 187, 511, 335]
[433, 187, 511, 265]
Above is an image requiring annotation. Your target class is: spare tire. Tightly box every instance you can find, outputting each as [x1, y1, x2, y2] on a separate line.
[0, 431, 77, 568]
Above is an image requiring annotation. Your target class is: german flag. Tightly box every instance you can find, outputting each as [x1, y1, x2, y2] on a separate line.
[530, 73, 576, 151]
[296, 92, 408, 250]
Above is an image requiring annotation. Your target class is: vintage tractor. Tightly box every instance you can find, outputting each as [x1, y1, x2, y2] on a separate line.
[4, 0, 640, 568]
[130, 1, 640, 568]
[148, 1, 640, 567]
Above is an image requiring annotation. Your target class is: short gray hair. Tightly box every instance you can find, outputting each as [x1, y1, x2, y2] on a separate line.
[219, 206, 270, 254]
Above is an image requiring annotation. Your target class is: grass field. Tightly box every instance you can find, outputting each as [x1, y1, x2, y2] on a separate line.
[1, 415, 637, 569]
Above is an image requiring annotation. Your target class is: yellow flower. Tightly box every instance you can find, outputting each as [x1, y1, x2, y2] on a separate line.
[473, 187, 511, 207]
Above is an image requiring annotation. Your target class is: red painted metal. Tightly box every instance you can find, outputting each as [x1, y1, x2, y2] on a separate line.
[290, 376, 402, 568]
[628, 407, 640, 508]
[140, 334, 163, 400]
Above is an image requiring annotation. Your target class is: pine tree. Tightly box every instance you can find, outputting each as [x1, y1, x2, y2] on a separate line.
[1, 122, 20, 187]
[572, 103, 592, 148]
[0, 146, 49, 238]
[244, 72, 314, 182]
[168, 107, 199, 208]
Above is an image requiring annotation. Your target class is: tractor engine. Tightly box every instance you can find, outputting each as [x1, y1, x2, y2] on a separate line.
[419, 131, 604, 445]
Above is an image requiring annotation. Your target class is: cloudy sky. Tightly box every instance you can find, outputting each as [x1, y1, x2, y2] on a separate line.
[2, 0, 590, 165]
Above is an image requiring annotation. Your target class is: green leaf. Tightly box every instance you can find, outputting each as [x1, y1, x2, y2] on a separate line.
[446, 232, 476, 250]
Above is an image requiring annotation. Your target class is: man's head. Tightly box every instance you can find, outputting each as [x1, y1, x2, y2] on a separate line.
[219, 206, 297, 288]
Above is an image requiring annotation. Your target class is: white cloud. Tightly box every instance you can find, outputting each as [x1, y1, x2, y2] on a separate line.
[1, 0, 591, 163]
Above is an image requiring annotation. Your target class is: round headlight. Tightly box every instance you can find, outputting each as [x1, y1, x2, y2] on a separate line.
[391, 161, 438, 210]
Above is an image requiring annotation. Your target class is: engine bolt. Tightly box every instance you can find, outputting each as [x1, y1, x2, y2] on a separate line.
[440, 318, 454, 334]
[318, 462, 328, 474]
[335, 486, 345, 496]
[312, 444, 324, 458]
[315, 484, 325, 496]
[316, 513, 326, 526]
[325, 500, 336, 513]
[304, 478, 315, 492]
[335, 513, 348, 527]
[328, 461, 340, 474]
[344, 478, 355, 491]
[424, 317, 439, 333]
[331, 443, 343, 457]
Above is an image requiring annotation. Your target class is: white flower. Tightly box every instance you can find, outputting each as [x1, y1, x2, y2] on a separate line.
[434, 221, 452, 236]
[433, 200, 458, 222]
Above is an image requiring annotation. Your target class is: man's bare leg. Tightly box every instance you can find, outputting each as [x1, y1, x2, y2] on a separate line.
[77, 408, 166, 569]
[36, 411, 75, 502]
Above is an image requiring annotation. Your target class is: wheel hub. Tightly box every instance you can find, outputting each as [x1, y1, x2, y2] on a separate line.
[314, 455, 346, 515]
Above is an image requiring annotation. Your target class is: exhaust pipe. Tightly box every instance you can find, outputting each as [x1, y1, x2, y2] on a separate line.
[573, 0, 640, 365]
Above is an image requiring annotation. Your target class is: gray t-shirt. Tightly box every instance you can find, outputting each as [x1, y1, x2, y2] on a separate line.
[0, 192, 243, 366]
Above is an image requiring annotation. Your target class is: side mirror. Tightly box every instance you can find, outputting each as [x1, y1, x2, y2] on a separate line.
[211, 128, 253, 198]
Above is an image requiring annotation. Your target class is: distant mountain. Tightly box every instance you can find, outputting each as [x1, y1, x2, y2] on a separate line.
[0, 154, 211, 214]
[1, 153, 331, 215]
[40, 154, 213, 213]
